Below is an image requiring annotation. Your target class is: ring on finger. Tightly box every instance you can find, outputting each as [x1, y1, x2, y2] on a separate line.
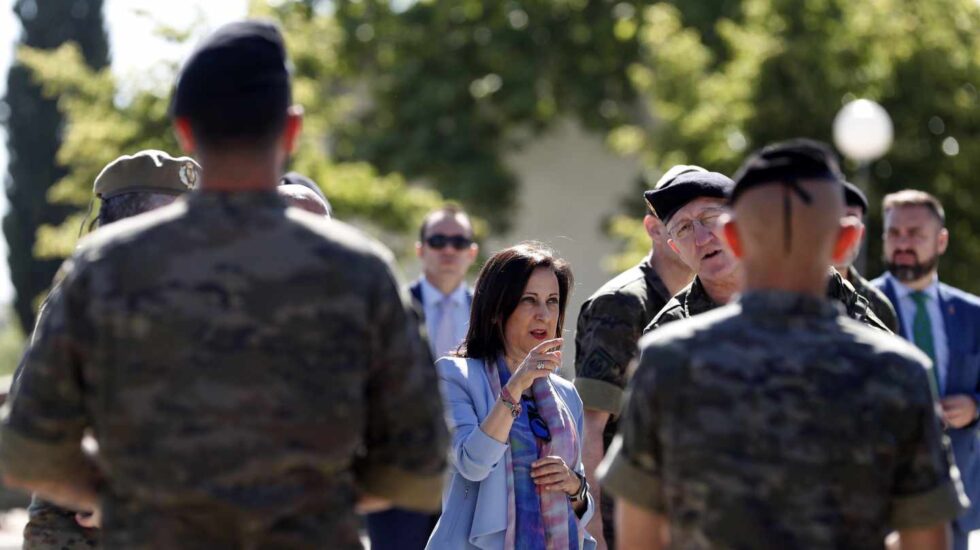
[536, 361, 548, 371]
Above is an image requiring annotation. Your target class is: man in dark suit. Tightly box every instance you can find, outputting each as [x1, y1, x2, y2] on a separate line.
[408, 204, 477, 359]
[873, 189, 980, 550]
[368, 204, 477, 550]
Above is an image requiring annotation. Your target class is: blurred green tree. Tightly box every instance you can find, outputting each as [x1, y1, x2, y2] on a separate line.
[2, 0, 109, 333]
[332, 0, 652, 230]
[608, 0, 980, 293]
[23, 1, 450, 275]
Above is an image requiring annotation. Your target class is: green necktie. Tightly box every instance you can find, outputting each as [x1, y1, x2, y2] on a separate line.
[911, 291, 940, 390]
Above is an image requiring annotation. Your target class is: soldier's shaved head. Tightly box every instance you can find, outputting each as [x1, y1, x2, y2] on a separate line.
[726, 179, 855, 275]
[725, 139, 860, 295]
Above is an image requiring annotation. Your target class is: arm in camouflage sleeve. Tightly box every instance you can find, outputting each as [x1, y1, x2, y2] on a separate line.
[574, 293, 644, 550]
[597, 341, 671, 513]
[574, 294, 645, 415]
[354, 257, 449, 513]
[0, 258, 99, 512]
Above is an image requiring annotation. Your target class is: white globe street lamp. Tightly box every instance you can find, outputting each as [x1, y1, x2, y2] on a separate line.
[833, 99, 894, 163]
[832, 98, 893, 273]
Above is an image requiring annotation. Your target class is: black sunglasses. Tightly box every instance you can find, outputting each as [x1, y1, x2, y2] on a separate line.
[523, 397, 551, 443]
[425, 234, 473, 250]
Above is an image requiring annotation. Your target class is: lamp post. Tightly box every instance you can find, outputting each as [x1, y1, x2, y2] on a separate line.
[833, 98, 893, 272]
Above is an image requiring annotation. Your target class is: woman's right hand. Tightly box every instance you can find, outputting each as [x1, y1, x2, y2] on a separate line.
[505, 338, 563, 396]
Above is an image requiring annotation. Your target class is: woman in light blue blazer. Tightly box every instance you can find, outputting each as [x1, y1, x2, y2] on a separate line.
[427, 242, 596, 550]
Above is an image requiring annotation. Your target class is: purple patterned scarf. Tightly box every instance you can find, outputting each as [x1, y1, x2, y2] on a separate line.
[487, 356, 584, 550]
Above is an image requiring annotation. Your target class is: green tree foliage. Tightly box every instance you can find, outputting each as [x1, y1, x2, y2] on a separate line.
[609, 0, 980, 292]
[2, 0, 109, 333]
[332, 0, 650, 230]
[24, 1, 448, 272]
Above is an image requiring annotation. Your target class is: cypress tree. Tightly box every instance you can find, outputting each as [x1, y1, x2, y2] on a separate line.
[2, 0, 108, 332]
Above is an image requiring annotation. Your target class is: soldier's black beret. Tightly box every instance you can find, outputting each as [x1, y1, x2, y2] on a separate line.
[280, 171, 331, 210]
[644, 171, 734, 222]
[842, 180, 869, 214]
[730, 138, 847, 252]
[730, 138, 845, 205]
[171, 20, 290, 120]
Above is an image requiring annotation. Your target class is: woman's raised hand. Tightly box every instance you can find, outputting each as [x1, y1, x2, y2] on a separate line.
[505, 338, 563, 396]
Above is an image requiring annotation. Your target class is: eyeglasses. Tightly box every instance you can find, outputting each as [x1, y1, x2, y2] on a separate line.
[667, 210, 725, 241]
[425, 234, 474, 250]
[523, 397, 551, 442]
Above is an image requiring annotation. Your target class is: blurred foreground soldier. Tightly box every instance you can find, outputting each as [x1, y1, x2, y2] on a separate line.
[832, 180, 900, 332]
[873, 190, 980, 550]
[0, 20, 447, 549]
[367, 204, 478, 550]
[279, 171, 331, 216]
[642, 156, 889, 334]
[600, 139, 967, 550]
[574, 166, 697, 549]
[21, 149, 198, 550]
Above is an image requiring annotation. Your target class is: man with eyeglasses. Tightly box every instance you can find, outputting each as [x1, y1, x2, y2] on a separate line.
[601, 138, 965, 550]
[575, 166, 697, 549]
[367, 203, 478, 550]
[643, 160, 890, 334]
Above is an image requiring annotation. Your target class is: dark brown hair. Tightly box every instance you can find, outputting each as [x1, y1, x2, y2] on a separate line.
[418, 202, 473, 242]
[458, 242, 573, 361]
[883, 189, 946, 225]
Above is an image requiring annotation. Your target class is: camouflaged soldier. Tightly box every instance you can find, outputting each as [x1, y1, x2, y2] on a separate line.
[649, 265, 891, 333]
[0, 21, 447, 549]
[574, 166, 697, 548]
[640, 165, 891, 335]
[600, 139, 967, 549]
[833, 180, 900, 332]
[18, 150, 199, 550]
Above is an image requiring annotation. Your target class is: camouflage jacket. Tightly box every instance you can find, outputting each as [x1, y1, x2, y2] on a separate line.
[602, 290, 966, 548]
[847, 265, 900, 333]
[574, 260, 672, 416]
[573, 260, 671, 545]
[0, 191, 448, 549]
[646, 269, 892, 333]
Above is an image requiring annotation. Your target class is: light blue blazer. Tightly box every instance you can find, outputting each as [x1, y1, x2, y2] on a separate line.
[426, 356, 596, 550]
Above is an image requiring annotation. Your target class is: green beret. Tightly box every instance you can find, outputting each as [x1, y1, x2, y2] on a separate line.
[93, 150, 200, 199]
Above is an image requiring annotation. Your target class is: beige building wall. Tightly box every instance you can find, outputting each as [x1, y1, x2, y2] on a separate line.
[495, 118, 642, 377]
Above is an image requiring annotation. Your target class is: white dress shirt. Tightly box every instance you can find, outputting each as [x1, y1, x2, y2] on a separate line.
[889, 272, 950, 394]
[420, 277, 471, 360]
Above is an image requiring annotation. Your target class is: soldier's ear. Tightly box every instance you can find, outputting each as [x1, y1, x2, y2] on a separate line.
[282, 105, 304, 154]
[173, 118, 196, 154]
[832, 218, 861, 265]
[722, 218, 743, 259]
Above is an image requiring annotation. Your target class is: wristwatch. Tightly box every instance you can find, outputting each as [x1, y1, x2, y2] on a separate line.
[569, 471, 588, 502]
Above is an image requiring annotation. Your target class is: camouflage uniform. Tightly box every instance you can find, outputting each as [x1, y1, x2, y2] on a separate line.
[18, 149, 200, 550]
[573, 259, 672, 545]
[0, 191, 448, 548]
[22, 504, 98, 549]
[647, 268, 891, 333]
[601, 290, 966, 548]
[846, 265, 900, 333]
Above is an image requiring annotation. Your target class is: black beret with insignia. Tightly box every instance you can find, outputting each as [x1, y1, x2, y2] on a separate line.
[644, 171, 735, 223]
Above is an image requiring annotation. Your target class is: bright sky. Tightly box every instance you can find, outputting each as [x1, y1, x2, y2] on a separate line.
[0, 0, 248, 306]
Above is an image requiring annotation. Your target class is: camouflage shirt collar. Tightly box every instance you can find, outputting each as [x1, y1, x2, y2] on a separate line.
[739, 290, 839, 319]
[639, 259, 671, 303]
[683, 276, 721, 317]
[188, 189, 286, 209]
